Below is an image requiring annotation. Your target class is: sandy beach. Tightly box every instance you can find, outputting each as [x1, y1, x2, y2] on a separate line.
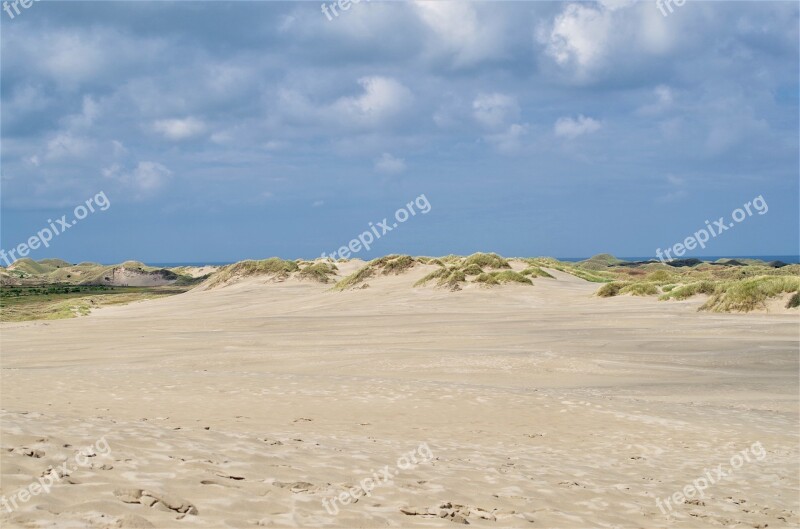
[1, 263, 797, 528]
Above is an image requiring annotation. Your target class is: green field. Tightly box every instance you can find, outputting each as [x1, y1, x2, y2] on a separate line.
[0, 284, 190, 322]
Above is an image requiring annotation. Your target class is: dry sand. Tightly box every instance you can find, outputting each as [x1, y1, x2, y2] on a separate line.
[1, 263, 798, 528]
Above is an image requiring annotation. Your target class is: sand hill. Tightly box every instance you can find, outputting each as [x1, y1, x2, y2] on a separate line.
[0, 255, 797, 528]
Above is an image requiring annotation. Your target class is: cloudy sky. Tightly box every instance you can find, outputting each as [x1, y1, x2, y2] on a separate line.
[1, 0, 797, 263]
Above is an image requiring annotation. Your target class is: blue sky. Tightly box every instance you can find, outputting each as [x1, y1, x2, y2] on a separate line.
[1, 0, 798, 264]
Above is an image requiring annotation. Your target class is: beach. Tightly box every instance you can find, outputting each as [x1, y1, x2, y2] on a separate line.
[1, 263, 797, 527]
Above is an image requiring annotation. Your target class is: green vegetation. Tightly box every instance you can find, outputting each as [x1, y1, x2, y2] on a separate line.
[659, 281, 716, 301]
[619, 282, 659, 296]
[461, 263, 484, 276]
[414, 266, 466, 290]
[700, 276, 800, 312]
[463, 252, 511, 269]
[298, 262, 339, 283]
[474, 273, 499, 286]
[597, 282, 627, 297]
[488, 270, 532, 285]
[520, 266, 554, 279]
[578, 253, 625, 270]
[0, 284, 189, 322]
[205, 258, 299, 288]
[333, 255, 418, 291]
[787, 291, 800, 309]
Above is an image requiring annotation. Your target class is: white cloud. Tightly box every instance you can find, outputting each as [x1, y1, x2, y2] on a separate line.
[413, 0, 505, 67]
[472, 93, 520, 130]
[103, 161, 172, 193]
[332, 76, 413, 126]
[152, 117, 207, 141]
[45, 132, 94, 160]
[541, 4, 612, 70]
[554, 115, 602, 139]
[374, 153, 407, 174]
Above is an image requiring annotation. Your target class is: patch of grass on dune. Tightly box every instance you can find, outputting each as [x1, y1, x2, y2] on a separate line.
[474, 273, 500, 286]
[375, 255, 417, 275]
[463, 252, 511, 269]
[562, 267, 615, 283]
[474, 270, 531, 286]
[205, 258, 300, 288]
[787, 292, 800, 309]
[596, 282, 628, 297]
[414, 266, 466, 290]
[332, 265, 375, 291]
[619, 282, 659, 296]
[461, 263, 484, 276]
[332, 255, 416, 291]
[489, 270, 532, 285]
[520, 266, 554, 279]
[298, 262, 339, 283]
[440, 255, 463, 264]
[659, 280, 716, 301]
[700, 276, 800, 312]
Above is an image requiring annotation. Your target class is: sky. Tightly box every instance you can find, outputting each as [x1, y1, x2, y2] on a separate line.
[1, 0, 798, 264]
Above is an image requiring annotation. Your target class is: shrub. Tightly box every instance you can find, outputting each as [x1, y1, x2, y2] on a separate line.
[596, 282, 628, 297]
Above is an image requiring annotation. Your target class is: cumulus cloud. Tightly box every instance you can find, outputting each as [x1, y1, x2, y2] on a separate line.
[332, 76, 413, 127]
[540, 4, 613, 71]
[374, 153, 407, 174]
[413, 0, 506, 67]
[152, 117, 207, 141]
[554, 115, 602, 139]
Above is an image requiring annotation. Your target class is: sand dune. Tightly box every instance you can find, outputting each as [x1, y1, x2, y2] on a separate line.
[1, 264, 797, 527]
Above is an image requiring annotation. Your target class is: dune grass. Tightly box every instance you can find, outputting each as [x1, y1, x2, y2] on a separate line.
[463, 252, 511, 269]
[700, 276, 800, 312]
[333, 255, 417, 291]
[787, 292, 800, 309]
[520, 266, 554, 279]
[474, 273, 499, 286]
[489, 270, 532, 285]
[298, 262, 339, 283]
[205, 258, 300, 288]
[659, 281, 716, 301]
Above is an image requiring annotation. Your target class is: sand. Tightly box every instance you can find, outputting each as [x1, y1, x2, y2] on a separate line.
[1, 264, 798, 528]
